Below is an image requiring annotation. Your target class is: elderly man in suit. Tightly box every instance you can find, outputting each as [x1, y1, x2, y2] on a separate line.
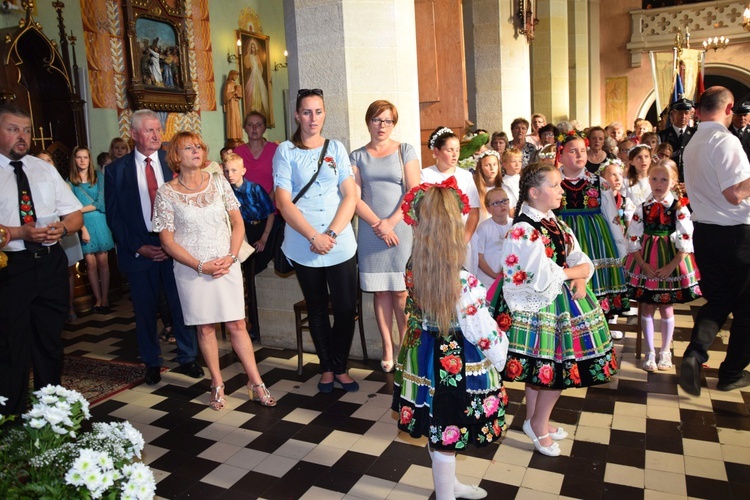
[659, 98, 697, 181]
[105, 109, 203, 384]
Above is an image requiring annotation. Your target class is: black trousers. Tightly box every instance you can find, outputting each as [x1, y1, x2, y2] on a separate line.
[684, 222, 750, 383]
[0, 245, 68, 415]
[292, 255, 357, 374]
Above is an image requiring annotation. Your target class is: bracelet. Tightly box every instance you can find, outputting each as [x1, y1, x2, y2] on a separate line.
[229, 253, 239, 264]
[197, 261, 204, 276]
[309, 233, 318, 243]
[61, 225, 68, 237]
[324, 229, 337, 240]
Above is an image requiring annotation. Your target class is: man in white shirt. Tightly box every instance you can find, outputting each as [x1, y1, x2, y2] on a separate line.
[0, 103, 83, 415]
[679, 87, 750, 396]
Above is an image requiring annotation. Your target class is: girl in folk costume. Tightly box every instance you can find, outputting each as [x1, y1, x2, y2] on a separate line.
[624, 160, 701, 371]
[392, 178, 508, 500]
[487, 163, 617, 457]
[554, 131, 630, 320]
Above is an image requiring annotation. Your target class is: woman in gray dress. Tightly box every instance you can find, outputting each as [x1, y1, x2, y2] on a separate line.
[351, 100, 420, 372]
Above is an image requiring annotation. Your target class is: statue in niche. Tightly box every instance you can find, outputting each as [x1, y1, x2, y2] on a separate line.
[224, 70, 243, 141]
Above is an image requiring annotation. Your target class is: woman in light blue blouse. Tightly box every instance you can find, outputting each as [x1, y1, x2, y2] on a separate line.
[273, 89, 360, 393]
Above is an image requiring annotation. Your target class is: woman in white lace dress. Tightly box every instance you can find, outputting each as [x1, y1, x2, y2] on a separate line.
[153, 131, 275, 411]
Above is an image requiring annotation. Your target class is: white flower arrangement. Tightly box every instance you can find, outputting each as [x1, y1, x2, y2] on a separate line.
[0, 385, 155, 499]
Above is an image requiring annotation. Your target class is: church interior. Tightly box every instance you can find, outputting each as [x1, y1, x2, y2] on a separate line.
[2, 0, 750, 498]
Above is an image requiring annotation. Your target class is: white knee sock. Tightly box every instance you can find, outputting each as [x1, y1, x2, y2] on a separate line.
[432, 451, 457, 500]
[660, 316, 674, 353]
[641, 315, 655, 353]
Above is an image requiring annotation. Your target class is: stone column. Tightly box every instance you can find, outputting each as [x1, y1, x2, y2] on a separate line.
[466, 0, 532, 133]
[283, 0, 421, 155]
[531, 0, 570, 123]
[568, 0, 590, 126]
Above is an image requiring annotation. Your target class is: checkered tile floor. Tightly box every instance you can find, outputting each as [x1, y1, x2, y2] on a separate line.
[63, 298, 750, 499]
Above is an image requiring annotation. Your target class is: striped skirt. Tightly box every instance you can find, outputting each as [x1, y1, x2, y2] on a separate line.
[624, 233, 702, 304]
[489, 279, 618, 389]
[559, 209, 629, 315]
[392, 327, 507, 451]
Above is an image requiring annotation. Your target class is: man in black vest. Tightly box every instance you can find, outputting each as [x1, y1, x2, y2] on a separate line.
[729, 101, 750, 161]
[659, 98, 697, 181]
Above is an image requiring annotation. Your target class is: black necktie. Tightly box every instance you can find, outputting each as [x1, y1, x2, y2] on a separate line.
[11, 160, 41, 252]
[677, 129, 683, 140]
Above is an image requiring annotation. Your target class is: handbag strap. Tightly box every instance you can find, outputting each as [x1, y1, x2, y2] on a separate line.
[292, 139, 330, 205]
[212, 173, 234, 233]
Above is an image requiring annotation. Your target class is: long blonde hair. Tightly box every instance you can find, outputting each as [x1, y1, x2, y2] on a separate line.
[411, 187, 467, 334]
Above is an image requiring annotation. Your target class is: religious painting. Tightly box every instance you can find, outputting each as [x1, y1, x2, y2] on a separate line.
[122, 0, 196, 112]
[237, 30, 274, 128]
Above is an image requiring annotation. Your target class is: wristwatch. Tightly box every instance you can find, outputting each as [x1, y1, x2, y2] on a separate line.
[323, 229, 337, 240]
[61, 225, 68, 237]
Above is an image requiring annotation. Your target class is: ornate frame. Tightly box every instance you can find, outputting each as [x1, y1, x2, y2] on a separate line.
[237, 30, 274, 128]
[122, 0, 196, 112]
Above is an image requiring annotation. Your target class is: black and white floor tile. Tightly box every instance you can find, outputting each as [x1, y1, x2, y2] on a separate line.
[63, 299, 750, 499]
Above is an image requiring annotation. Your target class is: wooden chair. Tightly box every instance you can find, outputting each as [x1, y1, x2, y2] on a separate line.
[294, 285, 368, 375]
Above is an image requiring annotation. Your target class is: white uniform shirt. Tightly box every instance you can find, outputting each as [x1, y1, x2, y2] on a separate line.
[0, 154, 82, 252]
[683, 121, 750, 226]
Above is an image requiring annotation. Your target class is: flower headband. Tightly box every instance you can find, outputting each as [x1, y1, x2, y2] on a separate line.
[626, 143, 651, 156]
[475, 150, 500, 162]
[596, 157, 624, 176]
[428, 127, 454, 149]
[557, 129, 587, 145]
[401, 176, 471, 226]
[538, 150, 556, 160]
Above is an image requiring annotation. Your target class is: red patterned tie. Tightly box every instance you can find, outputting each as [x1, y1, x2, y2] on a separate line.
[144, 157, 158, 218]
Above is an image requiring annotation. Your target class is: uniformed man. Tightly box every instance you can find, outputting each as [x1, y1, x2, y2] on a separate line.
[729, 101, 750, 161]
[658, 97, 697, 181]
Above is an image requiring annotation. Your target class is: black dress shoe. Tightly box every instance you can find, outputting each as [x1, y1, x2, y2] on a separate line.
[679, 356, 701, 396]
[145, 366, 162, 385]
[716, 371, 750, 392]
[172, 361, 205, 379]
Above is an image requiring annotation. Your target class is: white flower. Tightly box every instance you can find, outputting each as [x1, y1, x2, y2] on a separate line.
[51, 424, 69, 435]
[0, 395, 7, 406]
[65, 468, 85, 487]
[39, 385, 58, 396]
[41, 394, 59, 405]
[43, 406, 68, 426]
[26, 406, 46, 418]
[29, 418, 46, 429]
[83, 469, 105, 499]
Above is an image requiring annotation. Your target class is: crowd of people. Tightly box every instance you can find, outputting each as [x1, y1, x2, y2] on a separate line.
[1, 86, 749, 499]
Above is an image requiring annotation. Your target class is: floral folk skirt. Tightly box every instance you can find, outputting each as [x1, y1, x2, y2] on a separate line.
[489, 279, 618, 389]
[391, 327, 507, 451]
[624, 233, 702, 304]
[559, 209, 629, 315]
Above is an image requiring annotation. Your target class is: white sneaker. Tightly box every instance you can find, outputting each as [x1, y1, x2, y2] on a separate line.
[658, 351, 673, 370]
[644, 352, 657, 372]
[610, 330, 624, 340]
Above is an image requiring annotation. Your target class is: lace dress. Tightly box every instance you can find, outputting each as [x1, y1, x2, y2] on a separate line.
[487, 205, 618, 389]
[392, 266, 509, 451]
[153, 174, 245, 326]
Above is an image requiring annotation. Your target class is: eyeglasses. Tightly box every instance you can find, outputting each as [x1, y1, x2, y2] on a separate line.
[370, 118, 395, 127]
[182, 144, 203, 151]
[488, 199, 510, 207]
[297, 88, 323, 98]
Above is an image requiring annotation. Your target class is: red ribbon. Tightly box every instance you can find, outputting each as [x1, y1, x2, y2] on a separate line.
[648, 202, 671, 225]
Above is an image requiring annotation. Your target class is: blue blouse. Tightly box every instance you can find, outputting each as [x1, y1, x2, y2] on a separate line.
[273, 139, 356, 267]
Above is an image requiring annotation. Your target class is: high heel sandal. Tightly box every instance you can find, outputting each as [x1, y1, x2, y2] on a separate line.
[250, 383, 277, 407]
[209, 384, 225, 411]
[522, 419, 561, 457]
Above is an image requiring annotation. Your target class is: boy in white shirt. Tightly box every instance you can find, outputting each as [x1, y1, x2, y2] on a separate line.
[474, 187, 513, 288]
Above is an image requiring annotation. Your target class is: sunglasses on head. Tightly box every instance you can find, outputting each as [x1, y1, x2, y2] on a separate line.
[297, 88, 324, 98]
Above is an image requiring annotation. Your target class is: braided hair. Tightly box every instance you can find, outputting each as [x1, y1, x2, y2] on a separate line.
[514, 162, 559, 217]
